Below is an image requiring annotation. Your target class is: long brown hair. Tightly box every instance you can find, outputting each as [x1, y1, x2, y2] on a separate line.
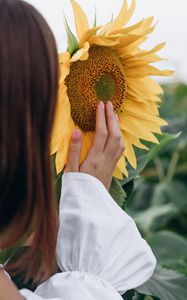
[0, 0, 58, 282]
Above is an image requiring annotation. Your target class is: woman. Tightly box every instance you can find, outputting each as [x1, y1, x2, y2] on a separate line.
[0, 0, 156, 299]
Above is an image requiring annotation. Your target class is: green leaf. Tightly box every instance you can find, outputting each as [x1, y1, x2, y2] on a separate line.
[64, 17, 79, 55]
[151, 180, 187, 209]
[93, 8, 97, 27]
[122, 290, 135, 300]
[126, 179, 153, 211]
[149, 231, 187, 275]
[134, 204, 179, 233]
[123, 180, 134, 202]
[121, 132, 181, 185]
[109, 177, 126, 207]
[132, 292, 159, 300]
[136, 265, 187, 300]
[147, 132, 181, 162]
[175, 83, 187, 101]
[51, 154, 63, 203]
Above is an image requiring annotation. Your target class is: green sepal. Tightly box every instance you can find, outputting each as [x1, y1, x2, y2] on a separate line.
[64, 16, 79, 56]
[109, 177, 126, 207]
[111, 12, 114, 22]
[93, 8, 97, 27]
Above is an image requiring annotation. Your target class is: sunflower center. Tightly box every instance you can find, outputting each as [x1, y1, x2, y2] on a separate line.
[65, 45, 127, 132]
[95, 73, 116, 101]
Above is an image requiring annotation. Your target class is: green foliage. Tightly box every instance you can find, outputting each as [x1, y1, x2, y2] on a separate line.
[149, 231, 187, 275]
[122, 83, 187, 299]
[121, 132, 181, 186]
[64, 17, 79, 56]
[136, 266, 187, 300]
[109, 177, 127, 207]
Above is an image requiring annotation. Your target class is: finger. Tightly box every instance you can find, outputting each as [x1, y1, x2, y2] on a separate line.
[104, 101, 125, 157]
[65, 130, 82, 172]
[90, 101, 108, 153]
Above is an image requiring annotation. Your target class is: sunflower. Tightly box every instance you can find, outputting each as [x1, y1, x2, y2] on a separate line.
[51, 0, 173, 179]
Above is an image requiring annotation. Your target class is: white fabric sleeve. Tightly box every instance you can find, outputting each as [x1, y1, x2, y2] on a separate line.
[20, 172, 156, 300]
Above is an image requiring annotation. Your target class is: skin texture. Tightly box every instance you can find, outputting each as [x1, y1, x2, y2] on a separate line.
[0, 101, 125, 299]
[0, 268, 23, 300]
[65, 101, 125, 190]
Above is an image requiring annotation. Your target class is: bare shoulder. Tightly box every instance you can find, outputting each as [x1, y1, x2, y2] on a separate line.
[0, 268, 24, 300]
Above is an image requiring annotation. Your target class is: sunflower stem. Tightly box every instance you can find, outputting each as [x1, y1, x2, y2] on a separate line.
[165, 150, 180, 183]
[153, 157, 165, 182]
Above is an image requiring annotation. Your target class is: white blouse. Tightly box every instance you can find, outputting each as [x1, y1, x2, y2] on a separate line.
[19, 172, 156, 300]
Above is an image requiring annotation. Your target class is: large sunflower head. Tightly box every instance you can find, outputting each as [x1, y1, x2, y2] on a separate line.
[51, 0, 173, 179]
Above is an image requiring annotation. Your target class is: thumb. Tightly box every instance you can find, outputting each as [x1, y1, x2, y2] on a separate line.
[65, 130, 82, 172]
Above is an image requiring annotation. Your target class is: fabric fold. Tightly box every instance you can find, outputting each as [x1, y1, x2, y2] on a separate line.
[20, 172, 156, 300]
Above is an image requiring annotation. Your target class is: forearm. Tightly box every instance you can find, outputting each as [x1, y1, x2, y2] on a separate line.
[0, 268, 24, 300]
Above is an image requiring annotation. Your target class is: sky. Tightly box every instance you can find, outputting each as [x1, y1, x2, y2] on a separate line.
[26, 0, 187, 83]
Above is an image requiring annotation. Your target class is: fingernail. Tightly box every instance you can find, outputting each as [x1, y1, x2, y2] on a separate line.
[108, 101, 113, 110]
[72, 130, 81, 141]
[99, 101, 105, 110]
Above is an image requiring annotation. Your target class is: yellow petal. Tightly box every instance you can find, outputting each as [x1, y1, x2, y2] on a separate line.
[59, 52, 71, 64]
[116, 36, 148, 56]
[130, 16, 154, 35]
[126, 64, 174, 77]
[55, 141, 68, 174]
[70, 0, 89, 40]
[108, 0, 128, 33]
[119, 115, 160, 144]
[123, 110, 167, 127]
[113, 166, 125, 179]
[98, 0, 135, 35]
[80, 131, 95, 163]
[123, 0, 136, 26]
[116, 155, 128, 177]
[111, 18, 149, 36]
[132, 136, 149, 150]
[109, 0, 136, 34]
[112, 34, 144, 49]
[127, 77, 163, 95]
[127, 90, 161, 105]
[51, 93, 71, 154]
[79, 26, 101, 47]
[122, 100, 160, 121]
[55, 119, 75, 174]
[147, 101, 160, 115]
[124, 96, 160, 115]
[122, 132, 137, 169]
[71, 42, 90, 62]
[99, 21, 113, 35]
[122, 99, 160, 118]
[89, 35, 120, 47]
[59, 52, 71, 82]
[124, 53, 161, 66]
[136, 42, 166, 57]
[51, 115, 72, 155]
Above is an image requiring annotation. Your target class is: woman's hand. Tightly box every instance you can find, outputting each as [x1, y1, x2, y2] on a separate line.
[64, 101, 125, 190]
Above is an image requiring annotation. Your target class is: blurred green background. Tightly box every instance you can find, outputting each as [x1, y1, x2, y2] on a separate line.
[121, 82, 187, 300]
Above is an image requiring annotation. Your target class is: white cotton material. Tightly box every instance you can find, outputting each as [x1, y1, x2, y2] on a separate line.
[20, 172, 156, 300]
